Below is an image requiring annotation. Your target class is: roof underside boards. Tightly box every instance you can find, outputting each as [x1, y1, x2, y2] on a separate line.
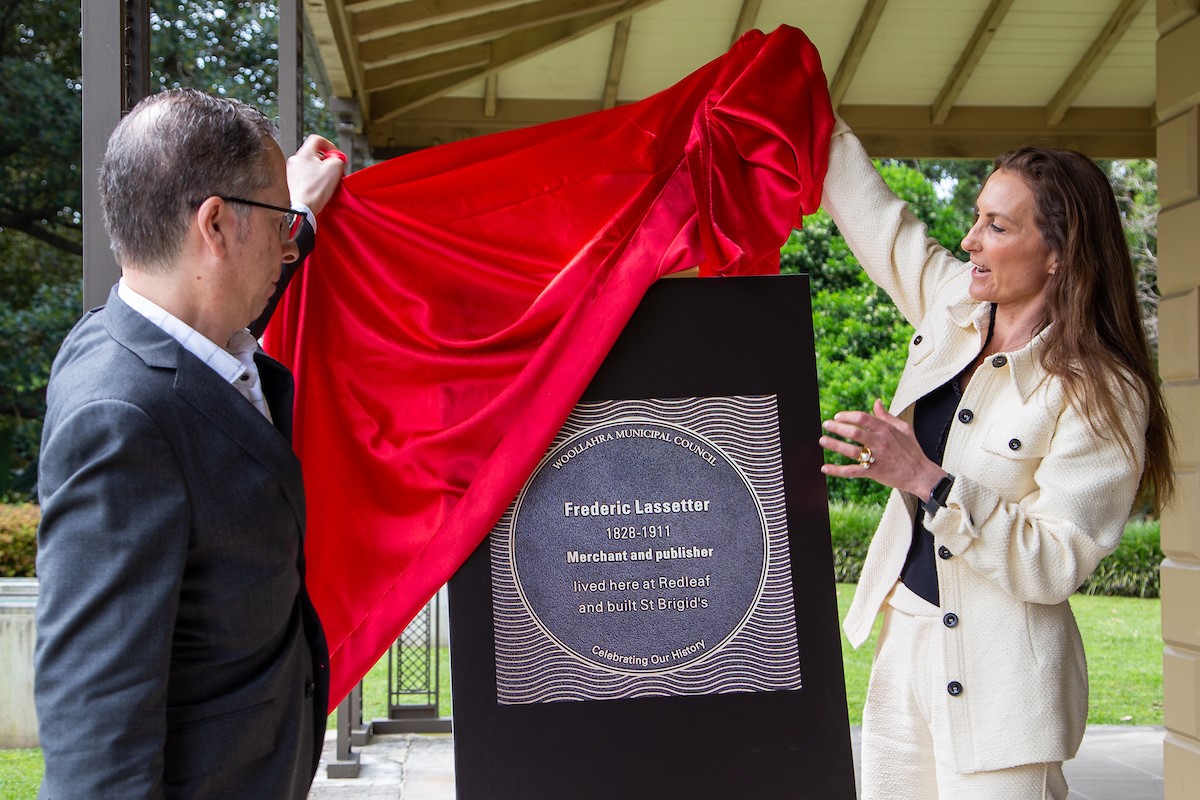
[305, 0, 1157, 159]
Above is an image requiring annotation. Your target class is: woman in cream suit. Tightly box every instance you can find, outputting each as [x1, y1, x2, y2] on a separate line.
[817, 119, 1173, 799]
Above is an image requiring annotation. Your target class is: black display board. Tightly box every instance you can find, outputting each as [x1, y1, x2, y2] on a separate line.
[448, 275, 855, 799]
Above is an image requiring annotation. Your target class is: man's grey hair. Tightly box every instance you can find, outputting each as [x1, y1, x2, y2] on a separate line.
[99, 88, 278, 272]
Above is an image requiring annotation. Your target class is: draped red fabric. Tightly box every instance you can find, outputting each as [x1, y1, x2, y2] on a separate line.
[263, 25, 834, 710]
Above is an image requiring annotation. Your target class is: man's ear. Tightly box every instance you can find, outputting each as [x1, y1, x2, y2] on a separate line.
[195, 196, 231, 258]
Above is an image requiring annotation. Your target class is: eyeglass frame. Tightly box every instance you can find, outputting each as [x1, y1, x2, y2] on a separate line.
[213, 196, 304, 241]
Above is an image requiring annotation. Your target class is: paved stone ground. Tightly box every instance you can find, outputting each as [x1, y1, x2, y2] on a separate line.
[308, 731, 455, 800]
[308, 725, 1164, 799]
[1062, 727, 1164, 800]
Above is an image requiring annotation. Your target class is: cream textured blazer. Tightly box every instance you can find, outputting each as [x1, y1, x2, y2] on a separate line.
[822, 120, 1147, 773]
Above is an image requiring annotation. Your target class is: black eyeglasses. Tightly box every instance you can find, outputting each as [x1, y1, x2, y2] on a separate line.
[218, 196, 303, 241]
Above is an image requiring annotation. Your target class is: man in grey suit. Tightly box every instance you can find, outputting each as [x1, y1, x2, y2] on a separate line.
[35, 89, 344, 798]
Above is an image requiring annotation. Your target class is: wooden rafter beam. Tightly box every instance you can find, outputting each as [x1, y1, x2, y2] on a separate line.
[730, 0, 762, 45]
[1045, 0, 1148, 126]
[364, 43, 491, 92]
[353, 0, 527, 41]
[370, 100, 1155, 159]
[931, 0, 1013, 125]
[304, 0, 361, 100]
[602, 17, 632, 109]
[370, 0, 667, 122]
[343, 0, 412, 9]
[358, 0, 624, 66]
[843, 103, 1154, 158]
[829, 0, 889, 109]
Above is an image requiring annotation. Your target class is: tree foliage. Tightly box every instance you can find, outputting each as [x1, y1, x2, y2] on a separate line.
[0, 277, 80, 498]
[0, 0, 82, 255]
[786, 161, 971, 505]
[1103, 159, 1159, 356]
[150, 1, 334, 136]
[0, 1, 333, 500]
[0, 227, 82, 499]
[152, 2, 281, 103]
[0, 0, 82, 499]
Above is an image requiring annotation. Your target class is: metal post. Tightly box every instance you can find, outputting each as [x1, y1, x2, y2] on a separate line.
[124, 0, 151, 103]
[349, 680, 373, 746]
[325, 694, 361, 778]
[82, 0, 150, 309]
[277, 0, 303, 154]
[327, 681, 371, 778]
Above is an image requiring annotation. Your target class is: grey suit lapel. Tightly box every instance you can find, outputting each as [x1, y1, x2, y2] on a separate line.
[101, 287, 306, 522]
[172, 356, 304, 508]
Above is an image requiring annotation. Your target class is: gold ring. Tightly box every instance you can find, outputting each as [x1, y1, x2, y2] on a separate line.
[859, 445, 876, 469]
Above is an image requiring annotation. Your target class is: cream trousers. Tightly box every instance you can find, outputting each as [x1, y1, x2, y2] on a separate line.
[859, 582, 1068, 800]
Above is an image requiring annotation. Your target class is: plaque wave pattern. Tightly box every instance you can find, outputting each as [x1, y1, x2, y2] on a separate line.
[492, 395, 802, 704]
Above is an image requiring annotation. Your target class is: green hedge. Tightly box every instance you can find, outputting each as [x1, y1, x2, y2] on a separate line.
[0, 502, 1167, 595]
[1077, 518, 1161, 599]
[828, 502, 1162, 598]
[0, 503, 38, 577]
[828, 502, 881, 584]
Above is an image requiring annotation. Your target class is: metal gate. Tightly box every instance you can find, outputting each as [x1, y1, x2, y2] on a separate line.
[327, 593, 451, 778]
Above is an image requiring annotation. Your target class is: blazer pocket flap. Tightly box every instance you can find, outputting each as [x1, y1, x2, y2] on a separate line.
[164, 698, 276, 782]
[905, 328, 934, 367]
[980, 418, 1054, 460]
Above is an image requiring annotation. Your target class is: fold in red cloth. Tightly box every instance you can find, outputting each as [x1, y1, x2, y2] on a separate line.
[264, 25, 834, 710]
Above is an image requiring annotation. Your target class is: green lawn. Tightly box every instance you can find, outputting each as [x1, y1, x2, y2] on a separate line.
[0, 591, 1162, 798]
[1070, 591, 1163, 725]
[836, 582, 881, 724]
[0, 750, 41, 800]
[325, 643, 453, 729]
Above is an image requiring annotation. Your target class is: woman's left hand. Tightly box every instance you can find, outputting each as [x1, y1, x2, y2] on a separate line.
[819, 398, 947, 498]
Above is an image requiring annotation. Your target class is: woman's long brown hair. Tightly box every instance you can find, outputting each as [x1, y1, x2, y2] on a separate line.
[993, 147, 1174, 511]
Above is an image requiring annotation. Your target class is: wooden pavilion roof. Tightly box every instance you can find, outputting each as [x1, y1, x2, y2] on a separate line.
[303, 0, 1157, 159]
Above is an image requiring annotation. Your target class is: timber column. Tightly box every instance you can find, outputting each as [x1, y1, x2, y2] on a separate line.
[1157, 2, 1200, 797]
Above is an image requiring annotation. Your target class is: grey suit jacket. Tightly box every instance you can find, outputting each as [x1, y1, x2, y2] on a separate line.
[35, 266, 328, 798]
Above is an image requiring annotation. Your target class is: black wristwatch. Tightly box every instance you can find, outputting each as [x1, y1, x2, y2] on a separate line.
[921, 474, 955, 518]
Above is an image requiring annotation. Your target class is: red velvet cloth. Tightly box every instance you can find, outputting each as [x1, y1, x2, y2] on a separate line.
[264, 25, 834, 710]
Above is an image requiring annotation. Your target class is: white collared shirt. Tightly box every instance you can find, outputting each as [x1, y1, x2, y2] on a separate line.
[117, 279, 273, 422]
